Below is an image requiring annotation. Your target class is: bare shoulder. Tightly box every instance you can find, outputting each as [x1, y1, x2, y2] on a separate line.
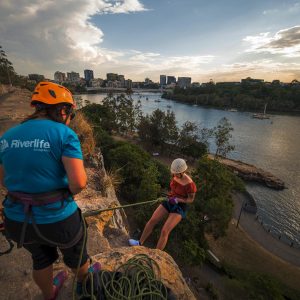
[183, 174, 193, 184]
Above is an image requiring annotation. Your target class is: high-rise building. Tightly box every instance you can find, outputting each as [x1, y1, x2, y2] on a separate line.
[125, 79, 132, 89]
[106, 73, 118, 81]
[84, 69, 94, 85]
[118, 75, 125, 87]
[160, 75, 166, 86]
[167, 76, 176, 85]
[177, 77, 191, 88]
[54, 71, 66, 83]
[67, 71, 80, 82]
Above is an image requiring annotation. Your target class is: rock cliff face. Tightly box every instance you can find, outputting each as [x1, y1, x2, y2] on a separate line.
[0, 88, 195, 299]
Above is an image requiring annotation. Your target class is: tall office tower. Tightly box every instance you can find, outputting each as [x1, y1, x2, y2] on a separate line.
[84, 70, 94, 86]
[177, 77, 192, 88]
[106, 73, 118, 81]
[160, 75, 166, 86]
[67, 71, 80, 82]
[54, 71, 66, 83]
[167, 76, 176, 85]
[118, 75, 125, 87]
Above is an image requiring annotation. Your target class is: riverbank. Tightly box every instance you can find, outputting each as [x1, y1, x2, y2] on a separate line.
[162, 88, 300, 115]
[207, 154, 285, 189]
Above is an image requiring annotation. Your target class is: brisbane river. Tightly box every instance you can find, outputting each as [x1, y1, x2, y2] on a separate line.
[81, 92, 300, 245]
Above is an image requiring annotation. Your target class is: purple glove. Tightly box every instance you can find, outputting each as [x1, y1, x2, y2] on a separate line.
[168, 197, 178, 205]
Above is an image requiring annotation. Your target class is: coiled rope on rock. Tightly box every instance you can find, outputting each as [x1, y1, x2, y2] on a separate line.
[73, 196, 167, 300]
[79, 254, 169, 300]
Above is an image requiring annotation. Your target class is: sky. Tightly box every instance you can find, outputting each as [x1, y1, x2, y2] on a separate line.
[0, 0, 300, 83]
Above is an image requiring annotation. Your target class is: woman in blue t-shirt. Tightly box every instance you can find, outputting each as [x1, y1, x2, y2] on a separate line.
[0, 82, 95, 300]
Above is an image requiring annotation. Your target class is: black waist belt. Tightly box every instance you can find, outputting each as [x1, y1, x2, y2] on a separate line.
[7, 189, 83, 249]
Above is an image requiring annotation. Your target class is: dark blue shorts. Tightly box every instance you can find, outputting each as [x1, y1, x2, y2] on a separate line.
[161, 200, 186, 218]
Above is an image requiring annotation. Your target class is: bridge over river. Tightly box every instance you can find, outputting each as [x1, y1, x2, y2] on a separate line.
[86, 87, 162, 93]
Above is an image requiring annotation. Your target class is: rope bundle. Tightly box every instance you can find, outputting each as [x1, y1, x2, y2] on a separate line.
[80, 254, 169, 300]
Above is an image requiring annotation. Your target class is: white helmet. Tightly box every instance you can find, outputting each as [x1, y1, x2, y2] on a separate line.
[171, 158, 187, 174]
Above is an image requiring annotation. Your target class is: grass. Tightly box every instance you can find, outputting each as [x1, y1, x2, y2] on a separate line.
[207, 221, 300, 292]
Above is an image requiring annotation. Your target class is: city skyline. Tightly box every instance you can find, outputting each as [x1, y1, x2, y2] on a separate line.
[0, 1, 300, 82]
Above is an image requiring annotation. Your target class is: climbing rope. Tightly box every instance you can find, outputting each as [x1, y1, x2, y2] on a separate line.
[79, 254, 168, 300]
[83, 197, 165, 218]
[72, 196, 166, 300]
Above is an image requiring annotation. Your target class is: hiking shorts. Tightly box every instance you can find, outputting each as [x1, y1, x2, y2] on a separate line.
[161, 200, 187, 219]
[4, 209, 88, 270]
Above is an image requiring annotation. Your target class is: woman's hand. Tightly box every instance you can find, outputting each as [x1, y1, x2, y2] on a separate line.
[168, 197, 178, 205]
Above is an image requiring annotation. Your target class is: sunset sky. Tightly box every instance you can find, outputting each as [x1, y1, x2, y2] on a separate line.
[0, 0, 300, 83]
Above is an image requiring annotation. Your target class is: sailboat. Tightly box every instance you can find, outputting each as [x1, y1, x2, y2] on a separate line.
[193, 97, 198, 106]
[252, 103, 270, 119]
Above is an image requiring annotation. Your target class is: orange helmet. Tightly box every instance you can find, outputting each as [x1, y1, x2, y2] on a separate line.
[31, 81, 75, 107]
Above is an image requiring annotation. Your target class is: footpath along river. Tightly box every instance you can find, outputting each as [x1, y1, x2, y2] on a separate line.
[81, 92, 300, 246]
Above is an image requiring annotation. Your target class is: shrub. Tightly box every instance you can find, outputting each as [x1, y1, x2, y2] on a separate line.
[70, 111, 95, 157]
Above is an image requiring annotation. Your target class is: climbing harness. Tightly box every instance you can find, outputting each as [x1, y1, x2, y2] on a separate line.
[5, 189, 83, 248]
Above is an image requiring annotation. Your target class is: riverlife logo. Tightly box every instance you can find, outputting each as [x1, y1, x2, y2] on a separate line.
[0, 139, 9, 152]
[9, 139, 51, 152]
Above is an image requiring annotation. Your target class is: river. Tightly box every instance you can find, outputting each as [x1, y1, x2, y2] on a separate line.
[80, 92, 300, 245]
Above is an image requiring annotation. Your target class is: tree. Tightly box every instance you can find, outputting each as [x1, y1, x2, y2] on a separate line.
[213, 117, 235, 158]
[0, 45, 15, 86]
[106, 142, 161, 202]
[137, 109, 178, 152]
[82, 103, 117, 133]
[177, 121, 208, 159]
[192, 157, 245, 238]
[103, 93, 141, 135]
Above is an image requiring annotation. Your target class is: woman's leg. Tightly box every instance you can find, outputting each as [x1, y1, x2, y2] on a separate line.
[156, 213, 182, 250]
[71, 261, 89, 282]
[32, 265, 55, 299]
[139, 204, 169, 245]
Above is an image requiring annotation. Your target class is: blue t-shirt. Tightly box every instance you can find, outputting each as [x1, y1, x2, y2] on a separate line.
[0, 119, 83, 224]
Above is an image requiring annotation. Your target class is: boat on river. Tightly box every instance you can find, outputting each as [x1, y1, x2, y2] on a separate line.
[253, 103, 270, 119]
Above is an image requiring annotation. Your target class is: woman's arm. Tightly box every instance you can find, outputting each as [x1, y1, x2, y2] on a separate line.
[177, 193, 196, 204]
[62, 156, 87, 195]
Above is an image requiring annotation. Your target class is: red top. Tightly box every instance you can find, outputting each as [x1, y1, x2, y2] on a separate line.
[169, 178, 197, 199]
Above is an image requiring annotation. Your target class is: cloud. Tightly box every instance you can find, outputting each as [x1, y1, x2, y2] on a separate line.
[0, 0, 147, 76]
[263, 3, 300, 15]
[122, 53, 215, 78]
[201, 60, 300, 83]
[244, 26, 300, 57]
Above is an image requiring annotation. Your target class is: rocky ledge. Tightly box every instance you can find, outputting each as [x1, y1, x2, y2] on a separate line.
[208, 155, 285, 190]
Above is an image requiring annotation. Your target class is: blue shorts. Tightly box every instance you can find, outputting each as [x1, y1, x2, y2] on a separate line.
[161, 200, 186, 218]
